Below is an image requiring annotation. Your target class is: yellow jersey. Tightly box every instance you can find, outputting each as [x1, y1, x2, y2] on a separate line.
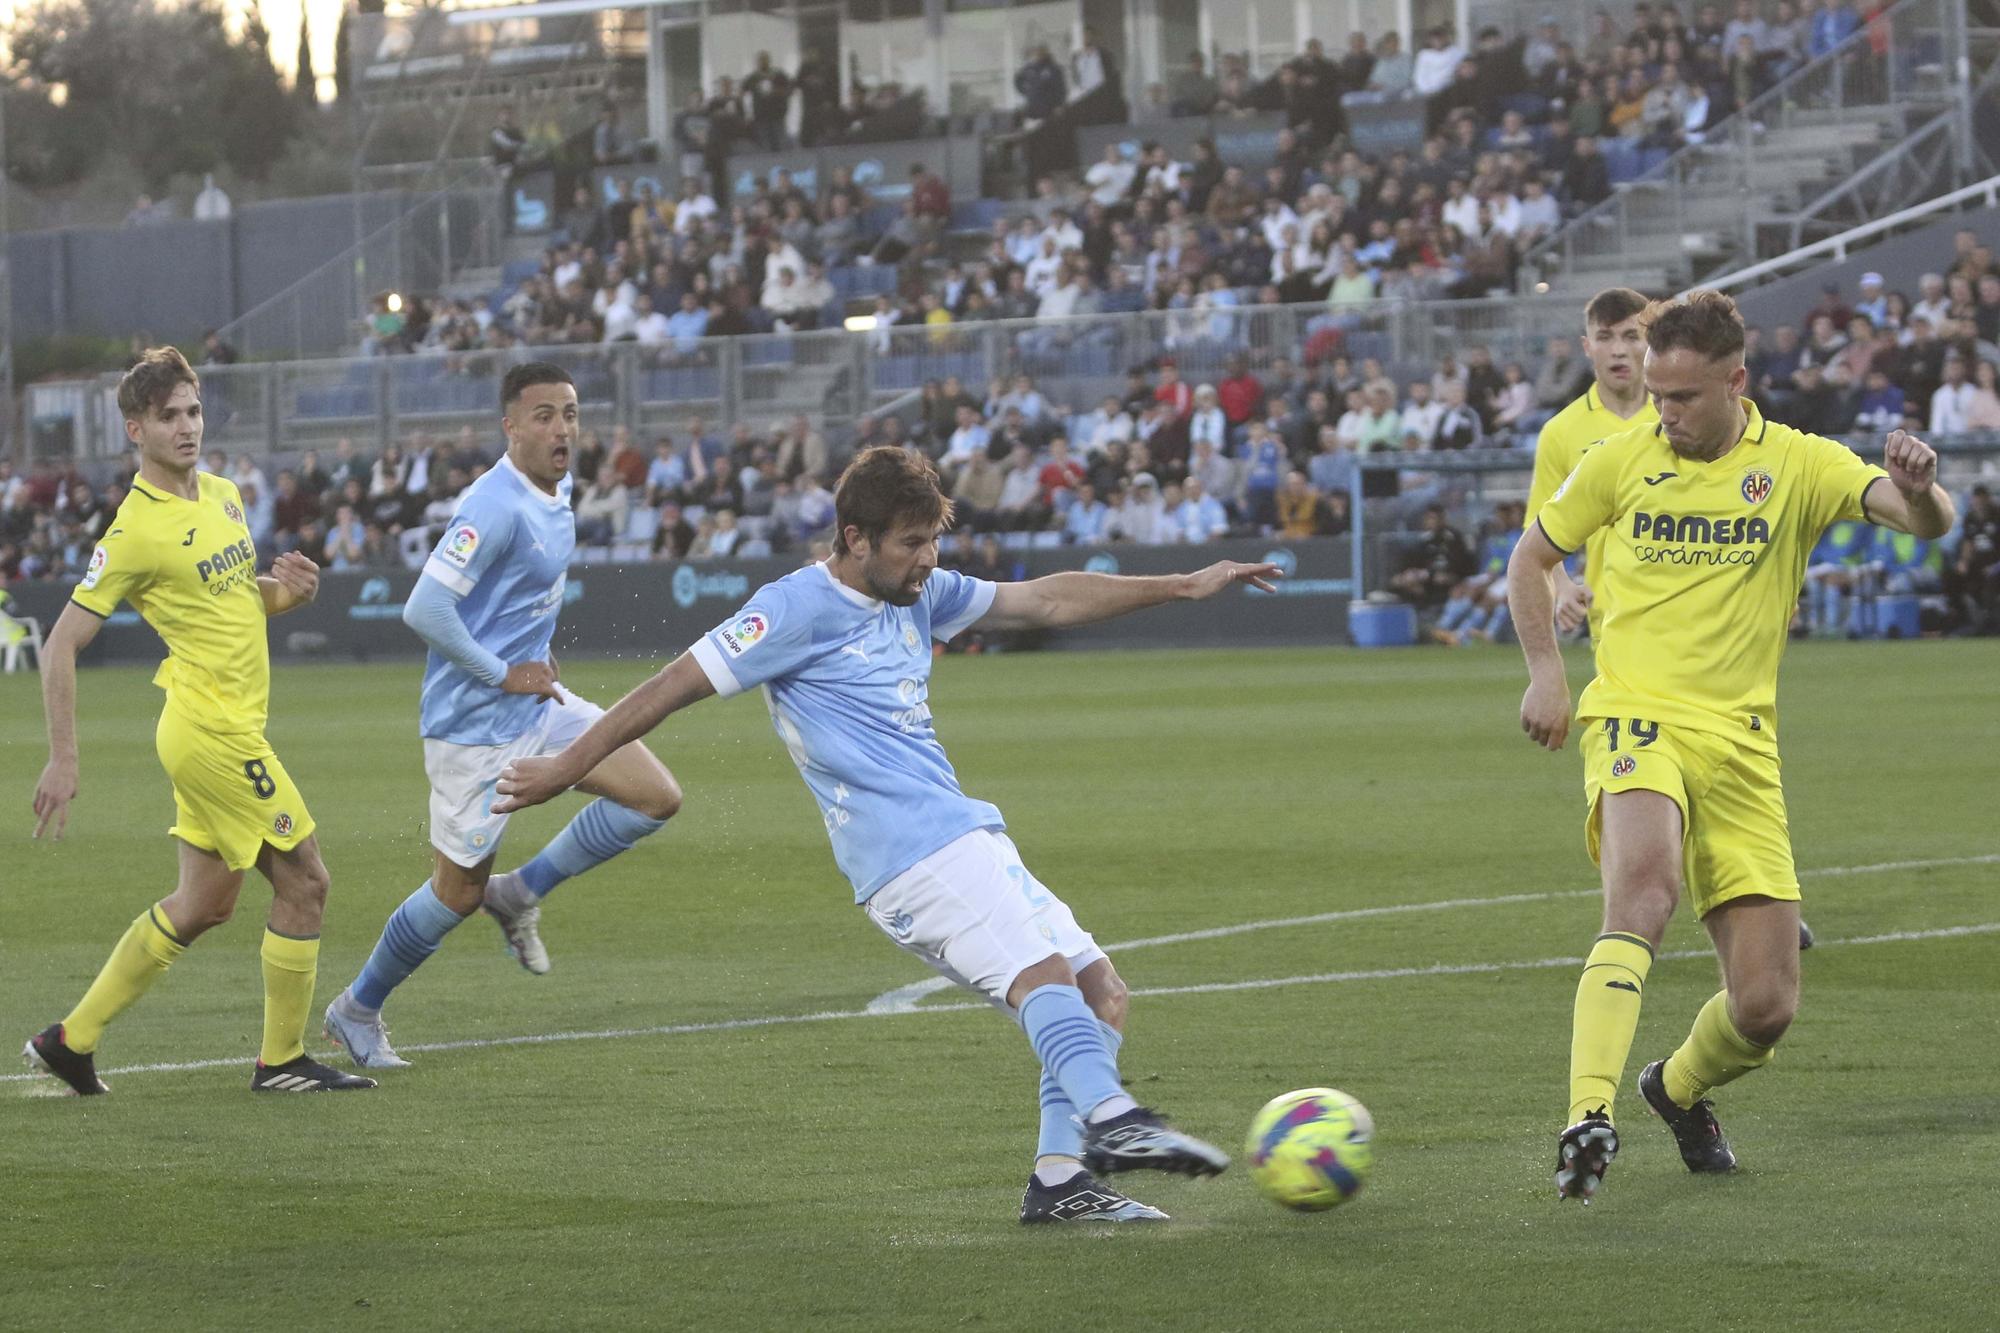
[72, 472, 271, 737]
[1537, 399, 1887, 742]
[1527, 383, 1659, 605]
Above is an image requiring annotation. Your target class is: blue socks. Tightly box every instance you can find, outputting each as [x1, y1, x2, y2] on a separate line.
[1018, 984, 1131, 1123]
[1038, 1019, 1122, 1160]
[515, 799, 667, 898]
[350, 882, 466, 1011]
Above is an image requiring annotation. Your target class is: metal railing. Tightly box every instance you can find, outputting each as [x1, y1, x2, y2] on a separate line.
[1702, 171, 2000, 295]
[1520, 0, 1966, 292]
[44, 294, 1609, 460]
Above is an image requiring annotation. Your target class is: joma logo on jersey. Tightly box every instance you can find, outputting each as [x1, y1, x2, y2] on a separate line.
[196, 539, 256, 582]
[1741, 469, 1773, 504]
[1630, 512, 1771, 545]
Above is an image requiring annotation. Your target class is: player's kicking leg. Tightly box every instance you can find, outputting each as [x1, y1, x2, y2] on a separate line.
[1017, 957, 1169, 1223]
[1638, 894, 1799, 1173]
[481, 729, 681, 974]
[1558, 788, 1683, 1203]
[864, 830, 1225, 1222]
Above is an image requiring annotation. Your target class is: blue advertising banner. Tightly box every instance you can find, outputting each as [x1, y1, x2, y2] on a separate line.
[9, 538, 1354, 670]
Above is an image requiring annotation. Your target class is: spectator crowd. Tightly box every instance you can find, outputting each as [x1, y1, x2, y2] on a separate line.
[358, 1, 1899, 364]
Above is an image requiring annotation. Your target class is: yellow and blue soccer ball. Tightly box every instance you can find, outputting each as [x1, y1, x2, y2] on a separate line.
[1246, 1087, 1374, 1212]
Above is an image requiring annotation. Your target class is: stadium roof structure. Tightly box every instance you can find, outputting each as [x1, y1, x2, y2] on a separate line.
[446, 0, 697, 24]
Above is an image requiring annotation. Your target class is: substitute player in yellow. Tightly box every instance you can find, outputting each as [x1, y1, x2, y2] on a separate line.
[1507, 292, 1952, 1201]
[24, 348, 375, 1095]
[1527, 287, 1655, 639]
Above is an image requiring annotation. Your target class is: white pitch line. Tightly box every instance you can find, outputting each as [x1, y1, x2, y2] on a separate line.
[865, 851, 2000, 1013]
[8, 919, 1996, 1088]
[864, 889, 1603, 1013]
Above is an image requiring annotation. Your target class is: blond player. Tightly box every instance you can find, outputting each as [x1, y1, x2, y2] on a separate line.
[1507, 292, 1951, 1201]
[1533, 289, 1818, 951]
[24, 348, 374, 1095]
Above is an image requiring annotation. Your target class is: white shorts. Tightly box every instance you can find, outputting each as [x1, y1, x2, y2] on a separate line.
[862, 828, 1106, 1011]
[423, 692, 606, 868]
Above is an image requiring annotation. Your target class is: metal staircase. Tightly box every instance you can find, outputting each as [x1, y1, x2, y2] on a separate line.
[1521, 0, 1977, 300]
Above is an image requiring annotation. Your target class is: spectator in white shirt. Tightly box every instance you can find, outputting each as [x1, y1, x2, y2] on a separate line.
[193, 173, 232, 221]
[601, 286, 640, 341]
[1931, 356, 1976, 434]
[1112, 473, 1168, 543]
[1076, 396, 1134, 457]
[1910, 273, 1951, 331]
[1041, 209, 1084, 255]
[631, 294, 673, 344]
[1174, 477, 1231, 542]
[1441, 178, 1481, 240]
[1023, 236, 1066, 296]
[1187, 385, 1229, 453]
[1259, 197, 1301, 253]
[672, 180, 718, 235]
[1516, 179, 1562, 242]
[945, 405, 991, 464]
[1401, 381, 1444, 444]
[1085, 145, 1137, 207]
[1412, 27, 1467, 96]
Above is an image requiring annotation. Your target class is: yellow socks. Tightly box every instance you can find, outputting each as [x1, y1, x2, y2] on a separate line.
[1663, 990, 1773, 1108]
[1567, 931, 1654, 1125]
[258, 930, 321, 1067]
[62, 904, 189, 1054]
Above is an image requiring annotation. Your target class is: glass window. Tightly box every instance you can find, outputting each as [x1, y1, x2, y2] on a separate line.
[1248, 0, 1296, 75]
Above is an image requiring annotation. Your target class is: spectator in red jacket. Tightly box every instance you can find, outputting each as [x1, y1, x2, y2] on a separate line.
[1036, 436, 1086, 505]
[1217, 354, 1265, 425]
[1154, 360, 1194, 418]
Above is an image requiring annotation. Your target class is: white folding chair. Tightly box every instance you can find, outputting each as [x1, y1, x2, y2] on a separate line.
[2, 615, 44, 674]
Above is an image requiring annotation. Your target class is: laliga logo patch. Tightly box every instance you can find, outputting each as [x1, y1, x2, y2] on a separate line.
[721, 613, 768, 657]
[442, 524, 480, 568]
[1740, 469, 1773, 505]
[1611, 756, 1636, 779]
[81, 545, 109, 591]
[222, 498, 245, 526]
[273, 812, 294, 836]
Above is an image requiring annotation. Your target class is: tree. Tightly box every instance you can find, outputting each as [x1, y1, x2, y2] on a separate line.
[296, 8, 317, 106]
[6, 0, 303, 188]
[333, 5, 352, 102]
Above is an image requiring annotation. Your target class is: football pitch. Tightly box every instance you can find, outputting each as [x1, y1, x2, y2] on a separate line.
[3, 642, 1996, 1331]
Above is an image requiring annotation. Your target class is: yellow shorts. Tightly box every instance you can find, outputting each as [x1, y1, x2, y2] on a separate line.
[1580, 715, 1799, 919]
[155, 709, 316, 872]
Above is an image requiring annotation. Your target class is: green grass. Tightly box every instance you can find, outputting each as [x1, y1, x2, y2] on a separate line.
[2, 642, 1997, 1331]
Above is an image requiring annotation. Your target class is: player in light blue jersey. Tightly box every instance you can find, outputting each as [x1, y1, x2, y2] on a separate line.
[495, 446, 1281, 1224]
[324, 364, 682, 1068]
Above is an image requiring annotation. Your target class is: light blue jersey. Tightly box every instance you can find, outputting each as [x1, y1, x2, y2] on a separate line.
[415, 455, 576, 745]
[688, 562, 1000, 902]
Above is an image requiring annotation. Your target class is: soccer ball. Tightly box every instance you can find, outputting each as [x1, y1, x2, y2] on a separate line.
[1246, 1087, 1374, 1212]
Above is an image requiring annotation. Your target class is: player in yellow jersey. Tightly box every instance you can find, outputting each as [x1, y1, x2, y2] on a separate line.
[23, 348, 376, 1095]
[1526, 288, 1656, 640]
[1533, 290, 1820, 950]
[1506, 292, 1952, 1201]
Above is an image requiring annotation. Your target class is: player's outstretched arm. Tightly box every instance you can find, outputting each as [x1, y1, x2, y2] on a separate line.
[33, 603, 107, 839]
[492, 653, 715, 813]
[258, 551, 321, 616]
[1507, 523, 1572, 752]
[973, 560, 1283, 631]
[1864, 430, 1956, 539]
